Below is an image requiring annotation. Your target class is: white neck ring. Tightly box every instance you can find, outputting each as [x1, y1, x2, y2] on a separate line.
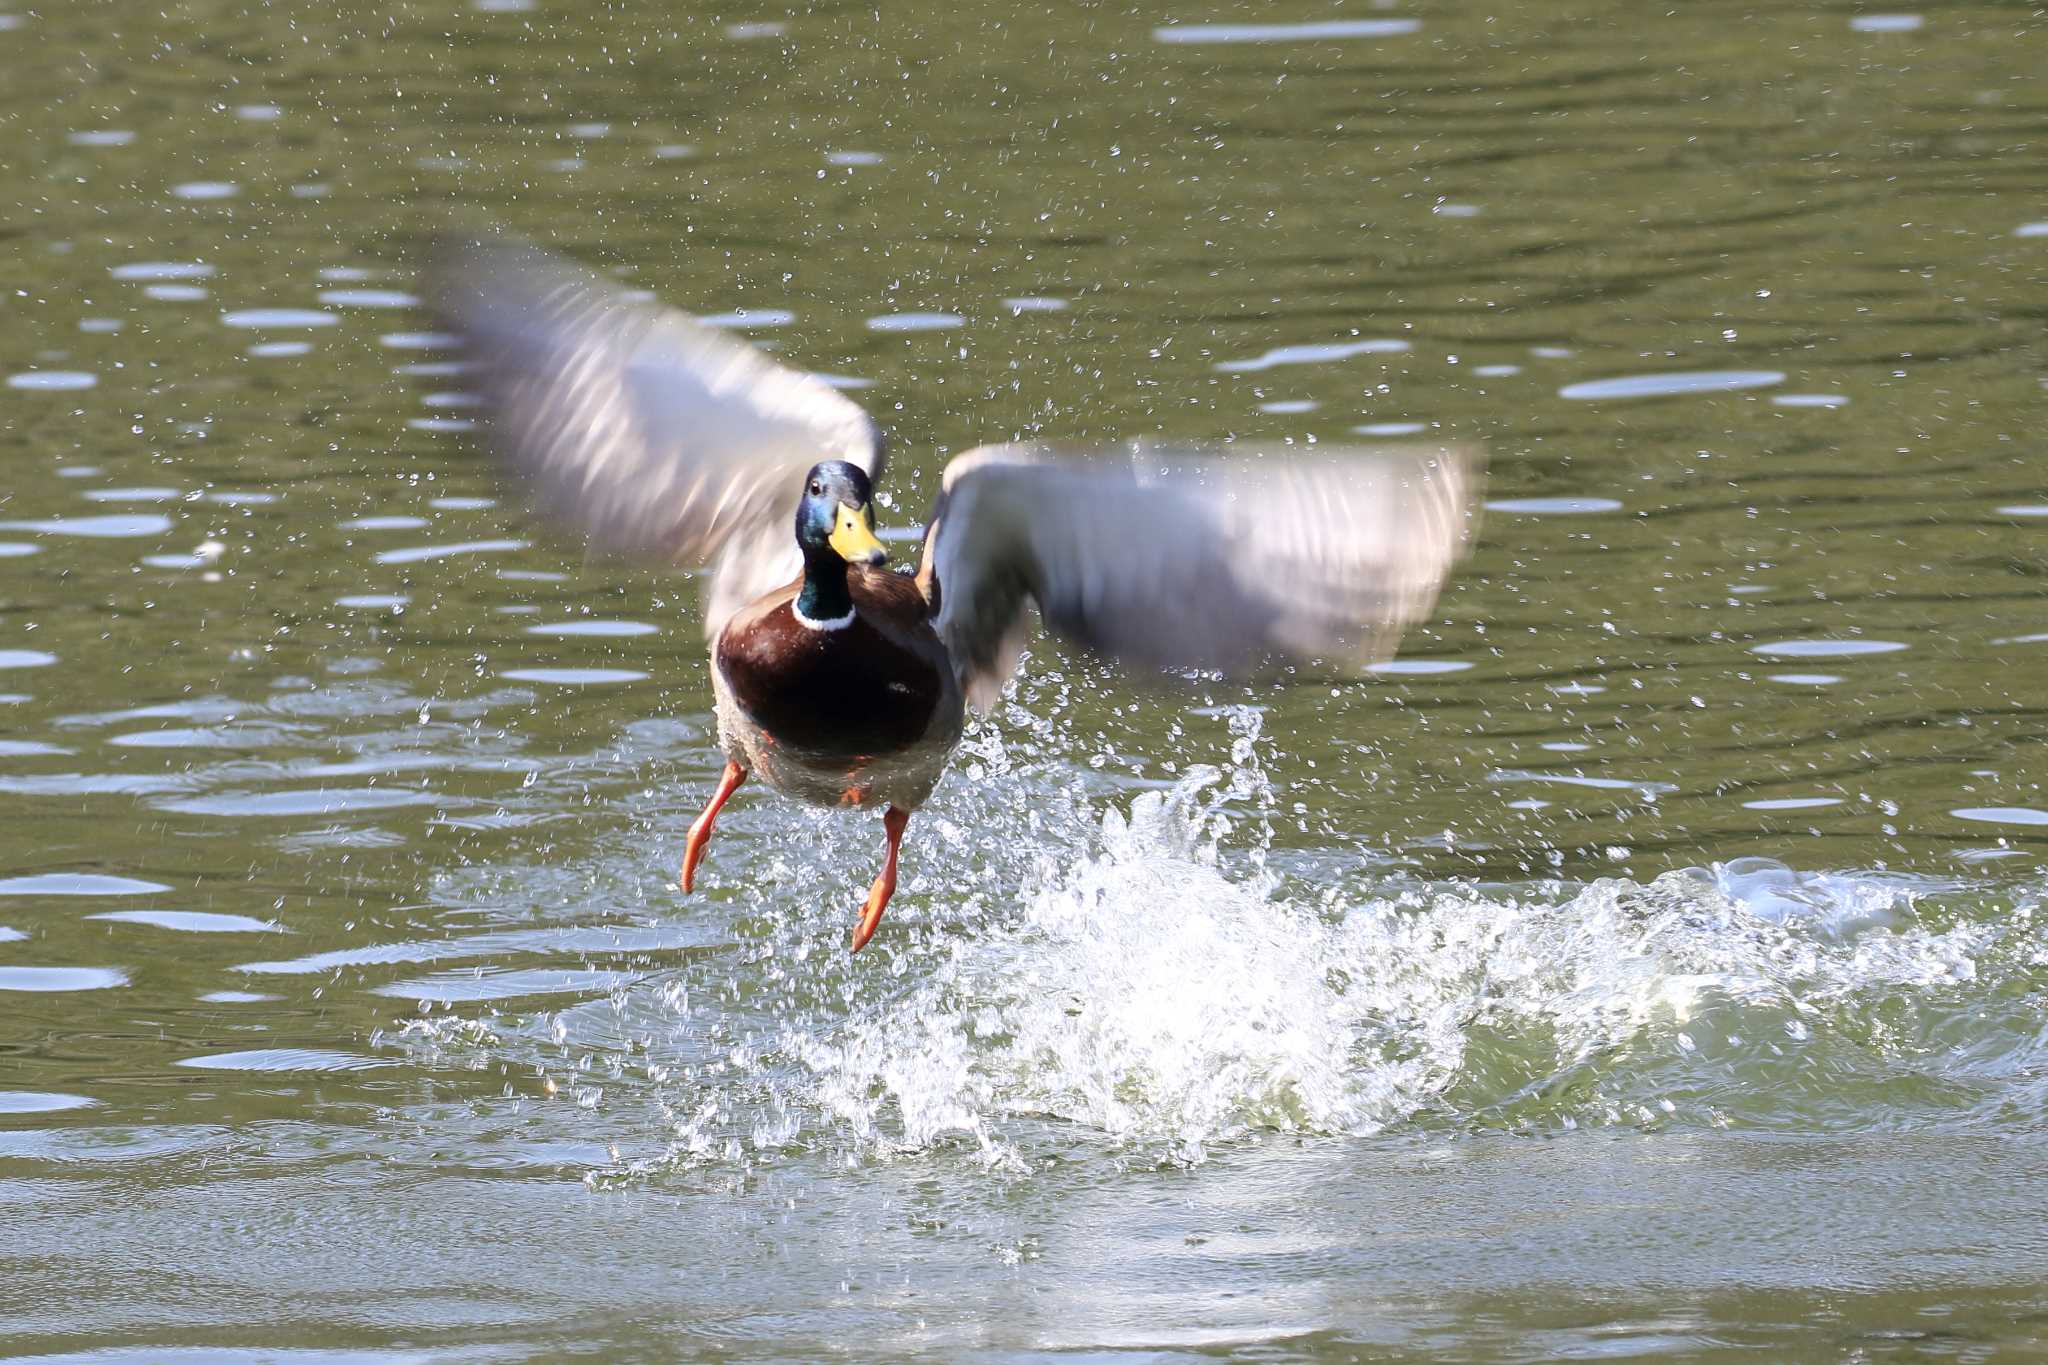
[791, 603, 855, 632]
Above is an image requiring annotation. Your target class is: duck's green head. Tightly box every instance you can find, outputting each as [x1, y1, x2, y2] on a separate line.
[796, 460, 888, 567]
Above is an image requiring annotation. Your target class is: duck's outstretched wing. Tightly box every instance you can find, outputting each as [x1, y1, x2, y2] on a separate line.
[430, 234, 883, 637]
[918, 443, 1481, 710]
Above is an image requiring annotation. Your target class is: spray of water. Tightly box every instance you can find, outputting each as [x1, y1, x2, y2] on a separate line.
[392, 703, 2046, 1182]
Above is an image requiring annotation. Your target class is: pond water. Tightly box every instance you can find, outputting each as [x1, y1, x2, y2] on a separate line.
[4, 1, 2048, 1359]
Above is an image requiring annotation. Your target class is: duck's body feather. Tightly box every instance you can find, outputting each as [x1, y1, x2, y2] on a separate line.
[711, 567, 962, 810]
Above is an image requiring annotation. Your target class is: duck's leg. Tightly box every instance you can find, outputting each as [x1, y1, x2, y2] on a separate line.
[850, 805, 911, 954]
[680, 759, 747, 893]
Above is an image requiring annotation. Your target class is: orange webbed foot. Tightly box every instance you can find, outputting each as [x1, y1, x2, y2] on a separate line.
[680, 759, 746, 893]
[850, 805, 911, 954]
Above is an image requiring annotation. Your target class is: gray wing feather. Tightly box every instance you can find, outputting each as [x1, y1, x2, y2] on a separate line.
[430, 235, 882, 638]
[925, 443, 1481, 709]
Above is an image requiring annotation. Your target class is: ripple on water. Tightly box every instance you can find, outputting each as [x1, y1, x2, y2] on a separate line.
[0, 650, 57, 669]
[1216, 338, 1408, 373]
[171, 181, 238, 200]
[0, 967, 128, 992]
[237, 923, 706, 977]
[1768, 673, 1844, 685]
[523, 620, 659, 638]
[699, 308, 796, 329]
[374, 539, 528, 565]
[1742, 797, 1844, 811]
[0, 873, 169, 896]
[1772, 393, 1850, 409]
[344, 515, 430, 531]
[1491, 770, 1676, 796]
[0, 541, 42, 558]
[141, 548, 223, 570]
[1154, 18, 1420, 43]
[219, 308, 337, 329]
[374, 966, 646, 1003]
[316, 289, 420, 308]
[7, 371, 97, 391]
[380, 331, 460, 350]
[867, 312, 965, 332]
[0, 514, 172, 538]
[1951, 807, 2048, 828]
[82, 487, 181, 503]
[1850, 13, 1923, 31]
[0, 741, 70, 756]
[158, 788, 441, 817]
[1486, 497, 1624, 515]
[0, 773, 199, 797]
[1558, 369, 1784, 400]
[1749, 639, 1908, 659]
[1367, 660, 1472, 676]
[111, 262, 216, 281]
[0, 1091, 97, 1114]
[500, 668, 650, 685]
[174, 1048, 390, 1072]
[337, 595, 408, 611]
[86, 910, 285, 933]
[61, 698, 242, 728]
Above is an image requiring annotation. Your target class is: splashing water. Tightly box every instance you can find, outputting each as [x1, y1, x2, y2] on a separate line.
[795, 762, 1418, 1166]
[394, 712, 2048, 1183]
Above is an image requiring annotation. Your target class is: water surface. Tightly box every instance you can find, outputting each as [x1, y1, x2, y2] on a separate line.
[3, 0, 2047, 1359]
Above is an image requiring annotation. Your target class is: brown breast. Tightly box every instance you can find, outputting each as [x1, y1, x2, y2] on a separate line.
[714, 570, 948, 759]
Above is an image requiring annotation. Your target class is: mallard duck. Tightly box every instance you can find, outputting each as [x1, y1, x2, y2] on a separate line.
[433, 236, 1480, 953]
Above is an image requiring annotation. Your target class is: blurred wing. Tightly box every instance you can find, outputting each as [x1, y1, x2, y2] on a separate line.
[922, 443, 1480, 709]
[431, 233, 883, 638]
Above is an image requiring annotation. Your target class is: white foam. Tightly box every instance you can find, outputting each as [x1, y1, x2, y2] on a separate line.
[393, 724, 2032, 1176]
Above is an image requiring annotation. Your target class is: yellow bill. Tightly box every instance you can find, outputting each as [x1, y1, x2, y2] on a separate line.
[828, 503, 889, 565]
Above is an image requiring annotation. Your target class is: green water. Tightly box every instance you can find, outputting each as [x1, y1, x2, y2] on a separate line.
[3, 1, 2048, 1358]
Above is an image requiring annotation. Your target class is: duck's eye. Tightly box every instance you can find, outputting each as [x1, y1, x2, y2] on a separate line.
[808, 480, 823, 496]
